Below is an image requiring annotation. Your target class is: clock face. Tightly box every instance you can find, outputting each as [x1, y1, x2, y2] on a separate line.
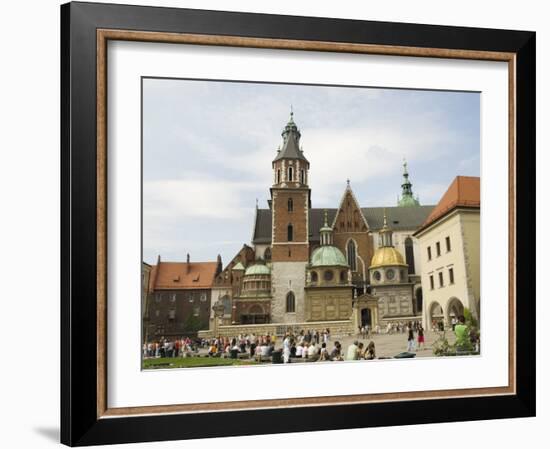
[373, 270, 381, 281]
[386, 269, 395, 280]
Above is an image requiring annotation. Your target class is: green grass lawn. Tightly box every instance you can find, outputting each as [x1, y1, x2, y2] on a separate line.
[142, 356, 259, 369]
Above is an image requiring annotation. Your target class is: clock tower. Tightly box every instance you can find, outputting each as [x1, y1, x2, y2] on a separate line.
[270, 111, 311, 322]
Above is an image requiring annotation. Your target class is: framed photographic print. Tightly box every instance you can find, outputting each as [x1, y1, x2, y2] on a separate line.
[60, 1, 536, 446]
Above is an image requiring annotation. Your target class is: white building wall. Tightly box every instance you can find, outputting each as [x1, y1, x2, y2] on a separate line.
[416, 211, 479, 328]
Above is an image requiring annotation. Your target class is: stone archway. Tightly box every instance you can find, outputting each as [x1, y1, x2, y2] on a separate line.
[446, 297, 465, 324]
[428, 301, 444, 331]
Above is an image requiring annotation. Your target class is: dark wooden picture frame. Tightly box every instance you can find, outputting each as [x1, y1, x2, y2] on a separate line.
[61, 1, 535, 446]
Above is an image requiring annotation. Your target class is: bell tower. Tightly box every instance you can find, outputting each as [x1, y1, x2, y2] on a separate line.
[270, 110, 310, 323]
[270, 110, 311, 262]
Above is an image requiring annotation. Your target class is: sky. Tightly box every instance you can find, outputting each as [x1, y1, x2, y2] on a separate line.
[142, 78, 480, 266]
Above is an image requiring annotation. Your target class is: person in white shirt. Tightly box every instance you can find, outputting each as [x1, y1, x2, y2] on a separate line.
[345, 341, 359, 361]
[308, 343, 318, 358]
[296, 344, 304, 358]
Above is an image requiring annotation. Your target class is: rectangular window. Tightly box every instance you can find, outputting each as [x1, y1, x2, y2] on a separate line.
[436, 242, 441, 257]
[427, 246, 432, 261]
[449, 268, 454, 284]
[438, 271, 444, 287]
[446, 236, 451, 252]
[429, 275, 434, 290]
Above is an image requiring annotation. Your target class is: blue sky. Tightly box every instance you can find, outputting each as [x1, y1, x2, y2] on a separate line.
[142, 78, 480, 266]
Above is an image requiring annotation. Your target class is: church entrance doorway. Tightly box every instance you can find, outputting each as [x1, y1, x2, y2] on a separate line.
[361, 308, 372, 327]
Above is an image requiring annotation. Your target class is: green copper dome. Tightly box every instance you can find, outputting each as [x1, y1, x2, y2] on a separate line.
[244, 264, 271, 276]
[398, 195, 420, 207]
[310, 246, 348, 268]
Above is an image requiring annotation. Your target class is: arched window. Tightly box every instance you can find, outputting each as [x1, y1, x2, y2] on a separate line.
[288, 198, 293, 212]
[286, 292, 296, 313]
[340, 270, 347, 283]
[311, 271, 318, 283]
[347, 240, 357, 271]
[287, 224, 293, 242]
[276, 169, 281, 184]
[300, 169, 305, 184]
[264, 247, 271, 261]
[405, 237, 415, 274]
[288, 166, 293, 181]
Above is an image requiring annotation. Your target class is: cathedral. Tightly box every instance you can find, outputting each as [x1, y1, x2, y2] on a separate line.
[204, 112, 434, 337]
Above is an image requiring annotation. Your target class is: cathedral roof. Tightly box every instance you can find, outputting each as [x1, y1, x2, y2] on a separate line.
[310, 245, 348, 268]
[252, 205, 434, 244]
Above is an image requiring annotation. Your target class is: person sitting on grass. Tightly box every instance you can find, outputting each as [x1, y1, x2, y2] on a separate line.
[330, 342, 343, 361]
[208, 343, 218, 357]
[318, 343, 329, 361]
[308, 342, 318, 360]
[345, 340, 359, 361]
[365, 341, 376, 360]
[357, 342, 365, 359]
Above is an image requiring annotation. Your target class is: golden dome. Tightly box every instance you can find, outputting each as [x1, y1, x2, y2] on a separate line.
[370, 247, 407, 269]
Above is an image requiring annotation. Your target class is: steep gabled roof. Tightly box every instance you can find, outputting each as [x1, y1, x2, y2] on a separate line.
[415, 176, 480, 234]
[331, 183, 370, 230]
[149, 261, 218, 291]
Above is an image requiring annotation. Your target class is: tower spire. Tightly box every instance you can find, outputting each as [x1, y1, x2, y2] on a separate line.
[397, 158, 420, 207]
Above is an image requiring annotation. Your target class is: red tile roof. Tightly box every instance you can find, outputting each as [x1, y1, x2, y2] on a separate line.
[148, 261, 218, 291]
[416, 176, 480, 233]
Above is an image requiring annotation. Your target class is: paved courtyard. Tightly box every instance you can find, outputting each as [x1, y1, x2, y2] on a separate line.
[263, 330, 457, 359]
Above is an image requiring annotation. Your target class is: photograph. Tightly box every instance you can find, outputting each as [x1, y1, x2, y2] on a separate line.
[141, 78, 481, 369]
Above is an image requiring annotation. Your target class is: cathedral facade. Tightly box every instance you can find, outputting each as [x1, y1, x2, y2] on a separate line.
[203, 113, 434, 337]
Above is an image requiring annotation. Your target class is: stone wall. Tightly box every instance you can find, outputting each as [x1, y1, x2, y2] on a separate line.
[198, 319, 355, 339]
[271, 261, 307, 323]
[372, 283, 415, 320]
[305, 287, 353, 321]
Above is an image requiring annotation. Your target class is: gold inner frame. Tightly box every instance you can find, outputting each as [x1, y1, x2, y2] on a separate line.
[96, 29, 517, 419]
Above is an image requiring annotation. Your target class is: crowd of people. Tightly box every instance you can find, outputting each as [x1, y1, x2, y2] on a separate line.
[143, 317, 479, 362]
[142, 336, 198, 359]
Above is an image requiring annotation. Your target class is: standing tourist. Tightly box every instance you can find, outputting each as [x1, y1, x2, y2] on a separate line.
[407, 327, 415, 352]
[417, 325, 425, 350]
